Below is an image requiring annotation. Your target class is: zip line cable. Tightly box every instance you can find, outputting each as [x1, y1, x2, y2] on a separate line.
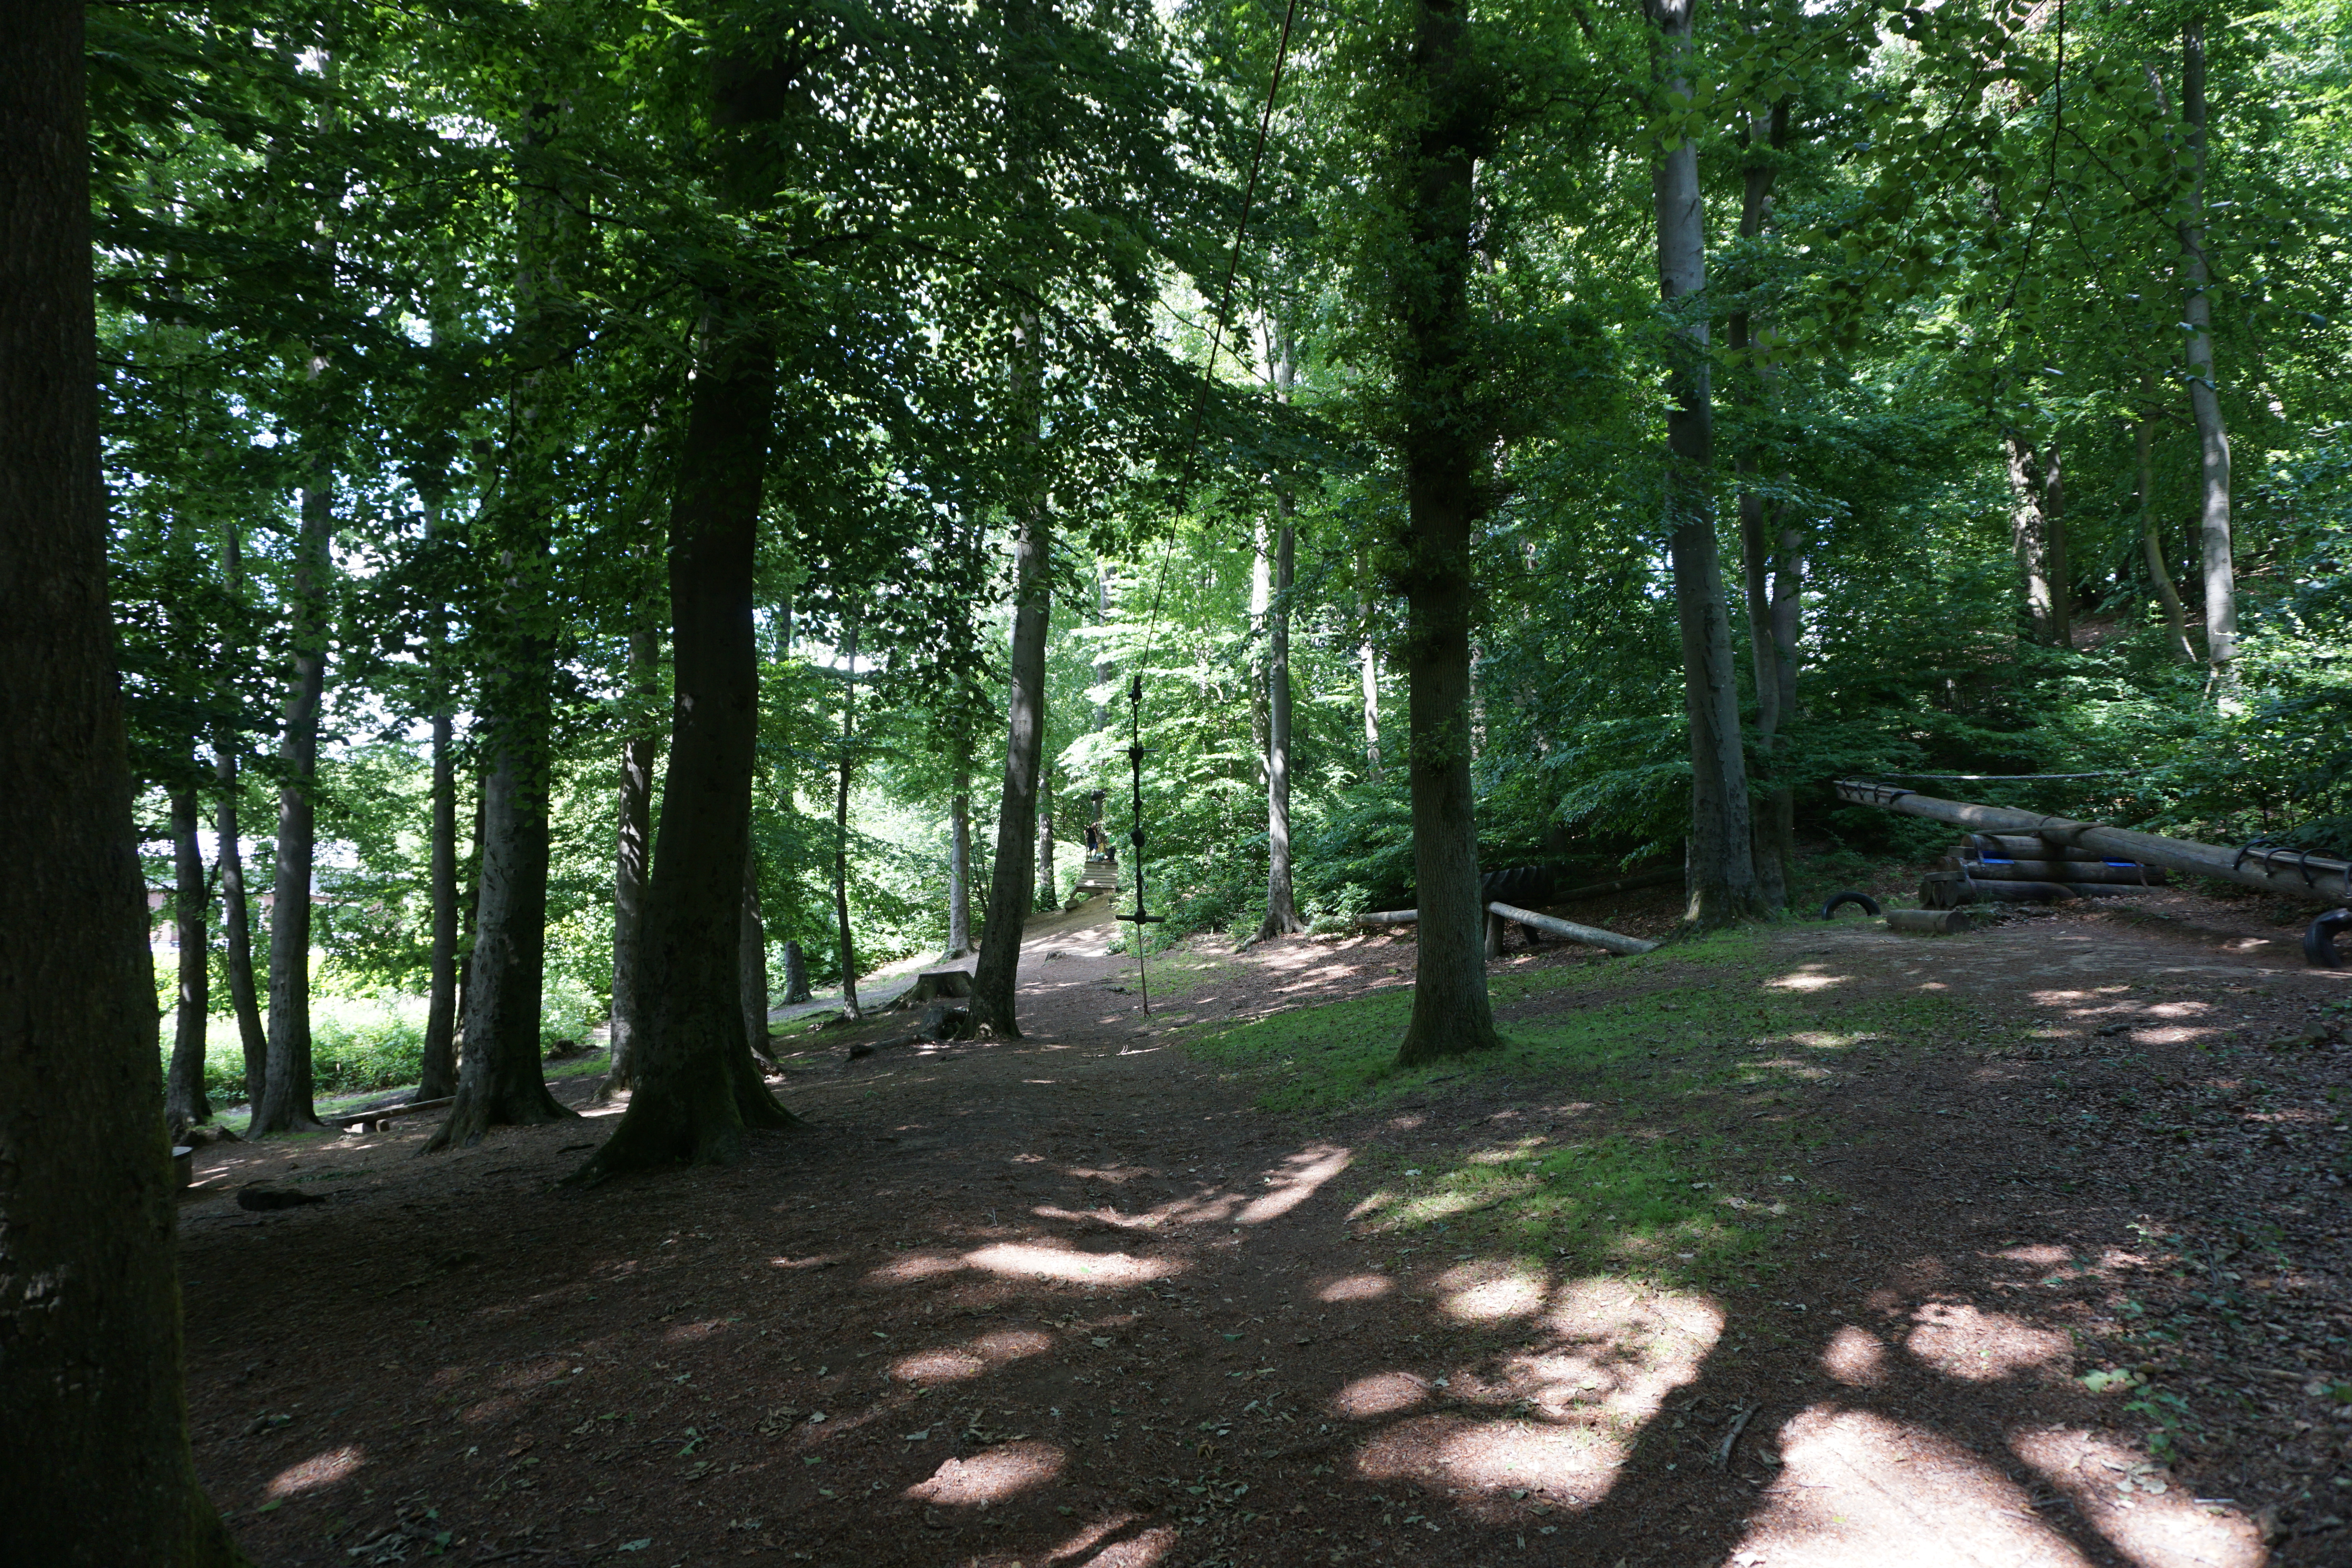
[1118, 0, 1303, 1015]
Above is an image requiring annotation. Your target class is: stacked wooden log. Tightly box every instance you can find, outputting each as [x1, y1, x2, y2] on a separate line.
[1920, 832, 2167, 909]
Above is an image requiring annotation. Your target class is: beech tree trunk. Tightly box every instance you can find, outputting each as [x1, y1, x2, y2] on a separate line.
[425, 634, 572, 1149]
[741, 848, 772, 1059]
[569, 288, 796, 1182]
[214, 748, 265, 1107]
[1730, 102, 1793, 910]
[252, 445, 333, 1135]
[1035, 768, 1057, 911]
[946, 771, 973, 956]
[1358, 549, 1383, 783]
[165, 786, 211, 1129]
[0, 4, 246, 1548]
[1390, 0, 1501, 1067]
[971, 320, 1053, 1038]
[1650, 0, 1764, 928]
[416, 486, 459, 1103]
[2138, 373, 2196, 661]
[2005, 433, 2071, 646]
[2178, 18, 2238, 681]
[427, 104, 581, 1151]
[604, 617, 658, 1097]
[1259, 499, 1303, 939]
[781, 939, 811, 1005]
[213, 522, 267, 1107]
[834, 619, 863, 1020]
[417, 710, 459, 1102]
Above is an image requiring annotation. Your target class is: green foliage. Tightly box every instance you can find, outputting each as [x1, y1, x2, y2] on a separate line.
[177, 980, 602, 1108]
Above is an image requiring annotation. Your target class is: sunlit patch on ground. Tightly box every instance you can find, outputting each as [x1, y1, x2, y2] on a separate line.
[1356, 1412, 1613, 1507]
[1331, 1370, 1433, 1417]
[268, 1445, 361, 1497]
[1237, 1142, 1350, 1223]
[1316, 1273, 1394, 1303]
[889, 1327, 1054, 1384]
[1042, 1512, 1176, 1566]
[1766, 968, 1851, 991]
[2013, 1428, 2268, 1568]
[963, 1243, 1179, 1285]
[1740, 1408, 2083, 1566]
[905, 1440, 1064, 1506]
[1436, 1259, 1548, 1322]
[866, 1249, 964, 1283]
[1820, 1324, 1887, 1385]
[1904, 1301, 2071, 1382]
[1348, 1277, 1719, 1506]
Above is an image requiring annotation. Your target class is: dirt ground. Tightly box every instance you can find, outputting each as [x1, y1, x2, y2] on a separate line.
[181, 884, 2350, 1567]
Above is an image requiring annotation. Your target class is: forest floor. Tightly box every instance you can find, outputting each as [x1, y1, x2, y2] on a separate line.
[180, 880, 2350, 1568]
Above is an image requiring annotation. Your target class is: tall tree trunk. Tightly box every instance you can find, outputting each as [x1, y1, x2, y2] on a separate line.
[833, 618, 863, 1020]
[1390, 0, 1501, 1067]
[252, 441, 333, 1136]
[781, 940, 811, 1005]
[1357, 548, 1383, 783]
[256, 38, 345, 1137]
[1250, 518, 1272, 788]
[741, 847, 771, 1060]
[568, 292, 795, 1183]
[1650, 0, 1764, 928]
[212, 513, 266, 1106]
[165, 786, 212, 1130]
[2005, 433, 2070, 645]
[946, 769, 973, 956]
[604, 616, 658, 1097]
[417, 708, 459, 1102]
[2178, 18, 2238, 682]
[417, 493, 459, 1103]
[425, 639, 572, 1149]
[2138, 373, 2197, 661]
[0, 4, 245, 1548]
[214, 747, 265, 1107]
[1258, 499, 1302, 939]
[456, 777, 485, 1036]
[1730, 102, 1792, 910]
[1034, 767, 1057, 911]
[970, 326, 1053, 1038]
[426, 102, 577, 1151]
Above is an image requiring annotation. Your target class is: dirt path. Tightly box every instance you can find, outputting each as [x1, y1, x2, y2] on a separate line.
[181, 891, 2347, 1567]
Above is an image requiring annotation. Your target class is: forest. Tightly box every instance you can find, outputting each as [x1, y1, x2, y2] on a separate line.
[7, 0, 2352, 1561]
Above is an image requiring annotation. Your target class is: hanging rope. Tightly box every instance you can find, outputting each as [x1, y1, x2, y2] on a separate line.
[1116, 0, 1303, 1012]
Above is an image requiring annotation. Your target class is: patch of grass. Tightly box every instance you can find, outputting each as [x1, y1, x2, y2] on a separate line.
[1343, 1129, 1826, 1292]
[1186, 932, 1958, 1113]
[1181, 931, 1975, 1287]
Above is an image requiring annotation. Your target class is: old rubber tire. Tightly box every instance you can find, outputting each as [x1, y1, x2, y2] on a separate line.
[2305, 908, 2352, 968]
[1821, 891, 1881, 920]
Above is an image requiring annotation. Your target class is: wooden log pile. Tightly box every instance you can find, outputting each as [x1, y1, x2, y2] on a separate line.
[1835, 779, 2352, 914]
[1922, 829, 2170, 908]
